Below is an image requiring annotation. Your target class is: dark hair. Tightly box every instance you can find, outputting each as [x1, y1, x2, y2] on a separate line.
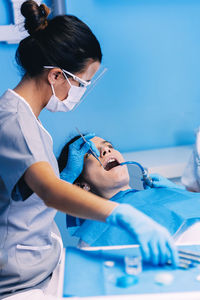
[16, 0, 102, 77]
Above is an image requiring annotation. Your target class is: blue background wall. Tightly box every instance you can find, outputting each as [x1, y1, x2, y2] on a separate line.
[1, 0, 200, 245]
[1, 0, 200, 156]
[65, 0, 200, 153]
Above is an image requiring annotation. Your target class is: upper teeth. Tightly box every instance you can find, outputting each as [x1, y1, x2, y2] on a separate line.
[107, 158, 115, 164]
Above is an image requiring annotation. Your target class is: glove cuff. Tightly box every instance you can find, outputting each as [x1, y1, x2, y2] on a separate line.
[60, 171, 76, 184]
[106, 204, 135, 226]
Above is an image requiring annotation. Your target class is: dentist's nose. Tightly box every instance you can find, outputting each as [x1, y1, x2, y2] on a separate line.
[101, 146, 111, 157]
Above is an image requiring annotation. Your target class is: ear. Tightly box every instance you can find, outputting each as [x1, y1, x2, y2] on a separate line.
[75, 182, 91, 192]
[82, 183, 91, 192]
[47, 68, 64, 85]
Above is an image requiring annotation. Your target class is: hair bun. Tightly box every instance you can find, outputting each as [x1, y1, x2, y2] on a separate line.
[39, 4, 50, 18]
[21, 0, 50, 35]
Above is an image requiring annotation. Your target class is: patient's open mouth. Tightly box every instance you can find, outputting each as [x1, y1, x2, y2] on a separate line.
[104, 158, 120, 171]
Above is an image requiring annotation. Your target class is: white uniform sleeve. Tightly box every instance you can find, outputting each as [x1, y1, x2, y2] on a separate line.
[181, 128, 200, 192]
[0, 105, 50, 200]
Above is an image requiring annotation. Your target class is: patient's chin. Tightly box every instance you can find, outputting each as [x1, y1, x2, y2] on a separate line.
[107, 165, 129, 179]
[105, 169, 129, 188]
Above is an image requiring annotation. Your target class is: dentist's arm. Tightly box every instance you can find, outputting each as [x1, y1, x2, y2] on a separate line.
[24, 162, 178, 266]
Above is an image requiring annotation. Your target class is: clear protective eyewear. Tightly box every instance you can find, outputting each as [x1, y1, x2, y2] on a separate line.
[44, 65, 108, 110]
[44, 65, 91, 87]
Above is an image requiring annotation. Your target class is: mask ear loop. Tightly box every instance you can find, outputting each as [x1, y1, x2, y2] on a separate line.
[62, 71, 72, 87]
[51, 84, 56, 96]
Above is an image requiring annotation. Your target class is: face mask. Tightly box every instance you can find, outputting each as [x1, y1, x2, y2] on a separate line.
[45, 77, 87, 112]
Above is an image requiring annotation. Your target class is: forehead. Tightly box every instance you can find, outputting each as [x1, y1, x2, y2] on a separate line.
[91, 136, 108, 147]
[78, 61, 100, 79]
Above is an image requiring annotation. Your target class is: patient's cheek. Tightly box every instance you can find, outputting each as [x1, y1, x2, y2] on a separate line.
[83, 160, 98, 180]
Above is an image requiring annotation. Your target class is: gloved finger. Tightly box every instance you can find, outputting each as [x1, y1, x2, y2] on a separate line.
[149, 239, 159, 265]
[80, 141, 92, 156]
[166, 238, 179, 268]
[142, 179, 152, 189]
[87, 140, 100, 157]
[83, 133, 96, 142]
[139, 240, 151, 262]
[71, 133, 96, 150]
[151, 181, 162, 188]
[141, 177, 151, 189]
[157, 237, 168, 265]
[150, 174, 162, 182]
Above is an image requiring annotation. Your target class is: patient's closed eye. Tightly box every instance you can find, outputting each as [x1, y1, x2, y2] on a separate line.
[85, 153, 91, 159]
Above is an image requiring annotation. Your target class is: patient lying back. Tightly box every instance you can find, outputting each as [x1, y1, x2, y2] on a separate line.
[58, 135, 200, 247]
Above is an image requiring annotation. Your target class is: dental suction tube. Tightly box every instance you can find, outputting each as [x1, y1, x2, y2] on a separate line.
[120, 161, 153, 188]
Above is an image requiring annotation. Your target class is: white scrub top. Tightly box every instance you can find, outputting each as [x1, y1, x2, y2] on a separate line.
[181, 128, 200, 192]
[0, 90, 62, 298]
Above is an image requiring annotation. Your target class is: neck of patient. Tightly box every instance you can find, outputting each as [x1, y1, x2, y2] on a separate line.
[98, 184, 131, 200]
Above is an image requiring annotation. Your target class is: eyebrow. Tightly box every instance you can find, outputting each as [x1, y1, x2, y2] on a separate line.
[101, 140, 113, 146]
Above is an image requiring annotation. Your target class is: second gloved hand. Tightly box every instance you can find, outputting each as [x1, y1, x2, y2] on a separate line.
[106, 204, 178, 266]
[60, 133, 99, 183]
[149, 173, 185, 190]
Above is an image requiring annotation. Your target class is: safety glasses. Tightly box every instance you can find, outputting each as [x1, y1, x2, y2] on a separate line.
[44, 65, 107, 87]
[44, 64, 108, 110]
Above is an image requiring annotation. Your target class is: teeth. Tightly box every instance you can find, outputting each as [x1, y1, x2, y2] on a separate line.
[107, 158, 115, 163]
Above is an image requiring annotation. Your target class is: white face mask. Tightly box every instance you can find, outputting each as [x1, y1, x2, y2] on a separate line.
[45, 74, 87, 112]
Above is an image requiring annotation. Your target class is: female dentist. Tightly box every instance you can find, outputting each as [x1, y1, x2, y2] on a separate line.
[0, 1, 178, 298]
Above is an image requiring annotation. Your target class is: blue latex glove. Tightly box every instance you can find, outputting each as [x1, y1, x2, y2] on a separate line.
[149, 173, 185, 190]
[60, 133, 100, 183]
[106, 204, 178, 266]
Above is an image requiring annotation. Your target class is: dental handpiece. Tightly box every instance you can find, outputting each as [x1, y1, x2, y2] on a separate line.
[120, 161, 153, 188]
[75, 127, 104, 168]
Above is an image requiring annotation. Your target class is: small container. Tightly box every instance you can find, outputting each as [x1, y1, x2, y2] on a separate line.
[124, 255, 142, 275]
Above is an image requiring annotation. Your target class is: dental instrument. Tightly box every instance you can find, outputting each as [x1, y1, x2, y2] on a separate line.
[167, 249, 200, 269]
[167, 258, 194, 269]
[178, 251, 200, 263]
[179, 249, 200, 259]
[120, 161, 153, 188]
[75, 127, 105, 169]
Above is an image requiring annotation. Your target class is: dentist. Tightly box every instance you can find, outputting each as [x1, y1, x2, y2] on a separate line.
[0, 1, 178, 298]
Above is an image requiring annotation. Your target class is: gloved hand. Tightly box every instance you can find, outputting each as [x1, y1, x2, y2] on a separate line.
[148, 173, 185, 190]
[106, 204, 178, 266]
[60, 133, 99, 183]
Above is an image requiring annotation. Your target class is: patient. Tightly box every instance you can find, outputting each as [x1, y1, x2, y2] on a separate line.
[58, 135, 200, 247]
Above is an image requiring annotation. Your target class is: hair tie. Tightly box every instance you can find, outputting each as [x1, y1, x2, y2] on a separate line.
[39, 5, 47, 17]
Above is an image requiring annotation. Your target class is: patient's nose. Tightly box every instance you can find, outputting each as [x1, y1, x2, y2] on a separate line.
[101, 146, 111, 157]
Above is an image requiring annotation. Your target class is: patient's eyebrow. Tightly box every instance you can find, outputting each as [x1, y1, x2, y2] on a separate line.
[101, 140, 113, 147]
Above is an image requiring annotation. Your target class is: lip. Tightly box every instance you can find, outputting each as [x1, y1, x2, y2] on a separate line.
[103, 156, 121, 170]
